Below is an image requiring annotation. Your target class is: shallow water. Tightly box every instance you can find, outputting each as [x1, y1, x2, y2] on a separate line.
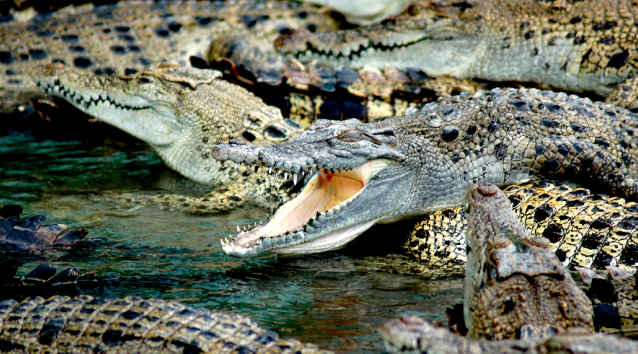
[0, 125, 463, 353]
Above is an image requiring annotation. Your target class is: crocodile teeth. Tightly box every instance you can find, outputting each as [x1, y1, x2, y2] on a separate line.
[293, 173, 298, 185]
[284, 172, 288, 180]
[236, 225, 240, 232]
[269, 167, 273, 174]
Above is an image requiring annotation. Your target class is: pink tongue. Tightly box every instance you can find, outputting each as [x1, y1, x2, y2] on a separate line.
[268, 173, 331, 235]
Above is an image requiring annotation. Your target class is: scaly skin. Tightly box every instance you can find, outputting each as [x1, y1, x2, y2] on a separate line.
[379, 314, 638, 354]
[575, 266, 638, 337]
[405, 181, 638, 278]
[275, 0, 638, 109]
[463, 183, 593, 340]
[31, 63, 302, 185]
[212, 88, 638, 257]
[0, 295, 332, 353]
[31, 61, 484, 213]
[0, 0, 338, 112]
[378, 183, 635, 354]
[32, 63, 307, 212]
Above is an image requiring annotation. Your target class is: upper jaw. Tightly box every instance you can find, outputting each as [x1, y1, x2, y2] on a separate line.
[32, 64, 151, 110]
[211, 131, 409, 257]
[32, 65, 184, 147]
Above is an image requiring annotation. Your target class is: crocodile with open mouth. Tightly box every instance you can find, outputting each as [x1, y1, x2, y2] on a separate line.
[379, 183, 638, 354]
[275, 0, 638, 110]
[212, 87, 638, 257]
[31, 60, 485, 212]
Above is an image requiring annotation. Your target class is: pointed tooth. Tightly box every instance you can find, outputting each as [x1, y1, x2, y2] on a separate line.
[237, 225, 240, 232]
[269, 166, 273, 174]
[234, 163, 238, 170]
[221, 239, 225, 246]
[284, 172, 288, 179]
[293, 173, 298, 185]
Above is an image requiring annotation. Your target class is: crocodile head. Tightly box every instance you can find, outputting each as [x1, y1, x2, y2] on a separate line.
[275, 1, 482, 77]
[212, 117, 420, 257]
[31, 63, 302, 185]
[464, 183, 594, 340]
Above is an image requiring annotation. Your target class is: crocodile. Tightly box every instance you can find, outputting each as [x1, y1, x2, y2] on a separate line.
[463, 183, 594, 340]
[31, 60, 485, 213]
[211, 87, 638, 257]
[275, 0, 638, 109]
[379, 183, 638, 354]
[1, 204, 87, 250]
[0, 0, 340, 112]
[0, 295, 332, 353]
[31, 62, 309, 213]
[404, 180, 638, 278]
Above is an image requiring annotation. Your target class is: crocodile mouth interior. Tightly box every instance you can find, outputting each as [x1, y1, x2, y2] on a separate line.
[222, 159, 388, 255]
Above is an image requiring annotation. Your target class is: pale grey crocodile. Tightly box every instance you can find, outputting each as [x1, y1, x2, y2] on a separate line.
[275, 0, 638, 109]
[212, 88, 638, 257]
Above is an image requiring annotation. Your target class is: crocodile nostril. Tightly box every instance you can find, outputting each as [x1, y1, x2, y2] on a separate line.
[242, 131, 256, 142]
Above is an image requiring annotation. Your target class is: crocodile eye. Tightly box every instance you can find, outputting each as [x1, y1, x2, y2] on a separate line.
[408, 5, 423, 15]
[138, 76, 154, 84]
[264, 125, 288, 141]
[340, 133, 359, 142]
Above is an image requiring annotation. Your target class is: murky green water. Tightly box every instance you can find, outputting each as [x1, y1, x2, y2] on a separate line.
[0, 124, 463, 353]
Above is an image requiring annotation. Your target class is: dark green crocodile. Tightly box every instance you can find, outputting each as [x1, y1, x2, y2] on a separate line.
[275, 0, 638, 110]
[379, 182, 638, 354]
[0, 294, 332, 353]
[212, 87, 638, 257]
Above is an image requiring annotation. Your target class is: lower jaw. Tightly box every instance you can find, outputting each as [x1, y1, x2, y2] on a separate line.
[272, 219, 380, 255]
